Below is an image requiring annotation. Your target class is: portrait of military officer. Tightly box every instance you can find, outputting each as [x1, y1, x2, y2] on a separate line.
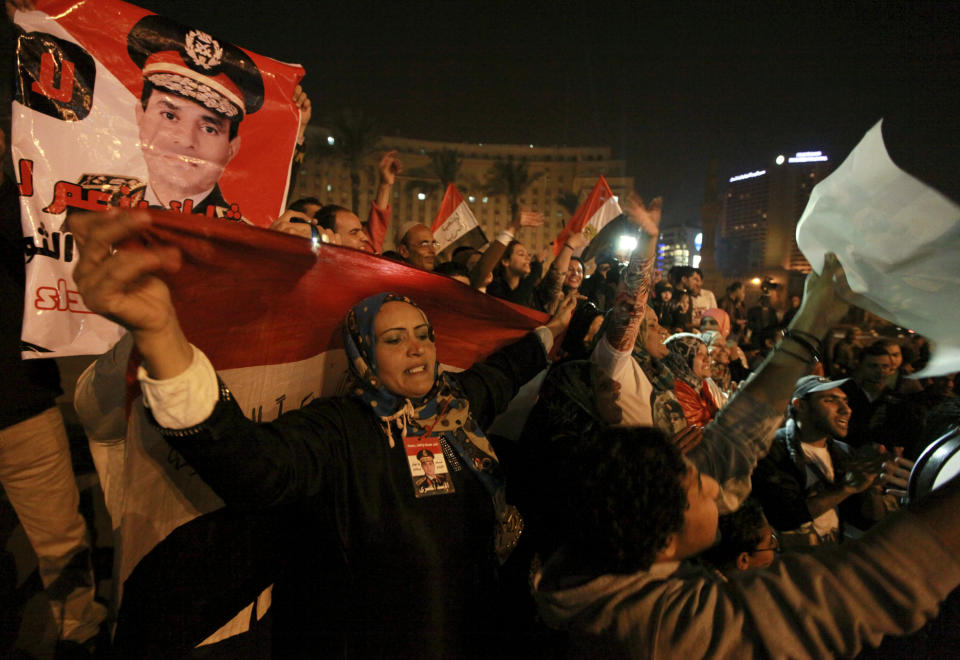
[415, 449, 451, 494]
[123, 14, 264, 217]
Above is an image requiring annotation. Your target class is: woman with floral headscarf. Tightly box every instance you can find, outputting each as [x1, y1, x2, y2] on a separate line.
[69, 207, 578, 657]
[657, 333, 726, 430]
[700, 329, 733, 393]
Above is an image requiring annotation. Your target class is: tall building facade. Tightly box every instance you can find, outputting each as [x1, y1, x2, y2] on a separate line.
[657, 225, 702, 272]
[290, 128, 633, 254]
[716, 151, 833, 282]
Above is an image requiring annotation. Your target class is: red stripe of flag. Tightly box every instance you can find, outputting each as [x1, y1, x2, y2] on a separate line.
[136, 209, 547, 372]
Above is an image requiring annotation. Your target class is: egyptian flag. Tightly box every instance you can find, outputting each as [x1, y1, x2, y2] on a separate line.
[431, 183, 488, 256]
[107, 209, 546, 655]
[551, 176, 622, 256]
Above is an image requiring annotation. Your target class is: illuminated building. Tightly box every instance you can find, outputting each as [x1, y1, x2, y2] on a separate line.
[291, 127, 634, 254]
[716, 150, 833, 279]
[657, 225, 702, 272]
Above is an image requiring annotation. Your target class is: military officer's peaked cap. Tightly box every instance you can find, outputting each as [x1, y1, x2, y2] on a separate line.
[127, 14, 264, 119]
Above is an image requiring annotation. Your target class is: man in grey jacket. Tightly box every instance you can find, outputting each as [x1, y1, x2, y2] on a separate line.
[533, 255, 960, 658]
[533, 427, 960, 658]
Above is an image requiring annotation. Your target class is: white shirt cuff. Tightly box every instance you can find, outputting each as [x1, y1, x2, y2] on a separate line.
[495, 230, 516, 245]
[138, 344, 219, 429]
[534, 326, 554, 355]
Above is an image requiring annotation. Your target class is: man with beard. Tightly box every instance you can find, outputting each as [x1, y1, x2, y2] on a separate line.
[752, 376, 905, 549]
[842, 341, 928, 456]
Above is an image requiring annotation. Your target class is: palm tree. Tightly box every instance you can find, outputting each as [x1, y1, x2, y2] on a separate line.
[405, 148, 465, 198]
[429, 149, 463, 191]
[321, 108, 380, 213]
[556, 190, 581, 217]
[484, 156, 543, 217]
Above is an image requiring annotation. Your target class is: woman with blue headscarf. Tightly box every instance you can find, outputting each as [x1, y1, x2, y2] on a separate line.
[70, 213, 576, 658]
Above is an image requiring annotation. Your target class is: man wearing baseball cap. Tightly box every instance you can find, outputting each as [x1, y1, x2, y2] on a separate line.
[751, 375, 900, 549]
[125, 14, 263, 217]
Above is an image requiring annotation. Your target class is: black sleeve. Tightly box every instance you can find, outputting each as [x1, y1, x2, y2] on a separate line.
[452, 332, 548, 430]
[162, 390, 351, 510]
[751, 441, 815, 531]
[506, 260, 543, 308]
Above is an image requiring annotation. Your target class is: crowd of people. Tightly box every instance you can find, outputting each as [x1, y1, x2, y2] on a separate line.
[2, 3, 960, 659]
[45, 184, 959, 658]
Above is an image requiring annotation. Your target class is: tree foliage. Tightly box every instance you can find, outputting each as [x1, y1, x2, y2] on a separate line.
[484, 156, 543, 217]
[321, 108, 381, 213]
[556, 190, 581, 216]
[405, 148, 466, 198]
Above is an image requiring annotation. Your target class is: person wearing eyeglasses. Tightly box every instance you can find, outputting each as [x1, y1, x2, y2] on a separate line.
[700, 498, 779, 575]
[396, 222, 438, 271]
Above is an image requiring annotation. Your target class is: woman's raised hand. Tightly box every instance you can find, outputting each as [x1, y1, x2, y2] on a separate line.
[72, 209, 193, 378]
[545, 289, 580, 338]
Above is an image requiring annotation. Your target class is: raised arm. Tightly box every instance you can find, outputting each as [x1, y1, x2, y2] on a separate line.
[366, 151, 402, 253]
[468, 210, 542, 290]
[600, 193, 661, 351]
[535, 230, 588, 313]
[71, 211, 336, 509]
[286, 85, 312, 199]
[72, 210, 192, 380]
[373, 150, 402, 211]
[690, 254, 852, 510]
[457, 291, 577, 426]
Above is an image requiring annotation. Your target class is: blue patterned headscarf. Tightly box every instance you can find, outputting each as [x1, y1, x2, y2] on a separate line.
[342, 292, 522, 562]
[343, 292, 439, 416]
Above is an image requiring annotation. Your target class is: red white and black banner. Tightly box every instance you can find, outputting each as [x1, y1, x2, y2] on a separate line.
[11, 0, 304, 358]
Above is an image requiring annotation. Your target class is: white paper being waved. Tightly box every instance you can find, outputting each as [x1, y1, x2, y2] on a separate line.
[796, 120, 960, 377]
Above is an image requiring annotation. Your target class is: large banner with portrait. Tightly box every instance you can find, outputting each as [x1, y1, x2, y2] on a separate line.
[11, 0, 304, 358]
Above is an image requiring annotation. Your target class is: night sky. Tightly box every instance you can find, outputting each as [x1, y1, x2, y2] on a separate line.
[12, 0, 960, 225]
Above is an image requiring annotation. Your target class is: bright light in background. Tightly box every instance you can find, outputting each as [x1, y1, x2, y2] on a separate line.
[694, 232, 703, 251]
[482, 197, 489, 203]
[468, 195, 476, 203]
[618, 235, 638, 252]
[729, 170, 766, 182]
[788, 150, 828, 163]
[776, 155, 785, 165]
[692, 255, 701, 268]
[417, 193, 426, 201]
[750, 277, 762, 285]
[326, 136, 335, 145]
